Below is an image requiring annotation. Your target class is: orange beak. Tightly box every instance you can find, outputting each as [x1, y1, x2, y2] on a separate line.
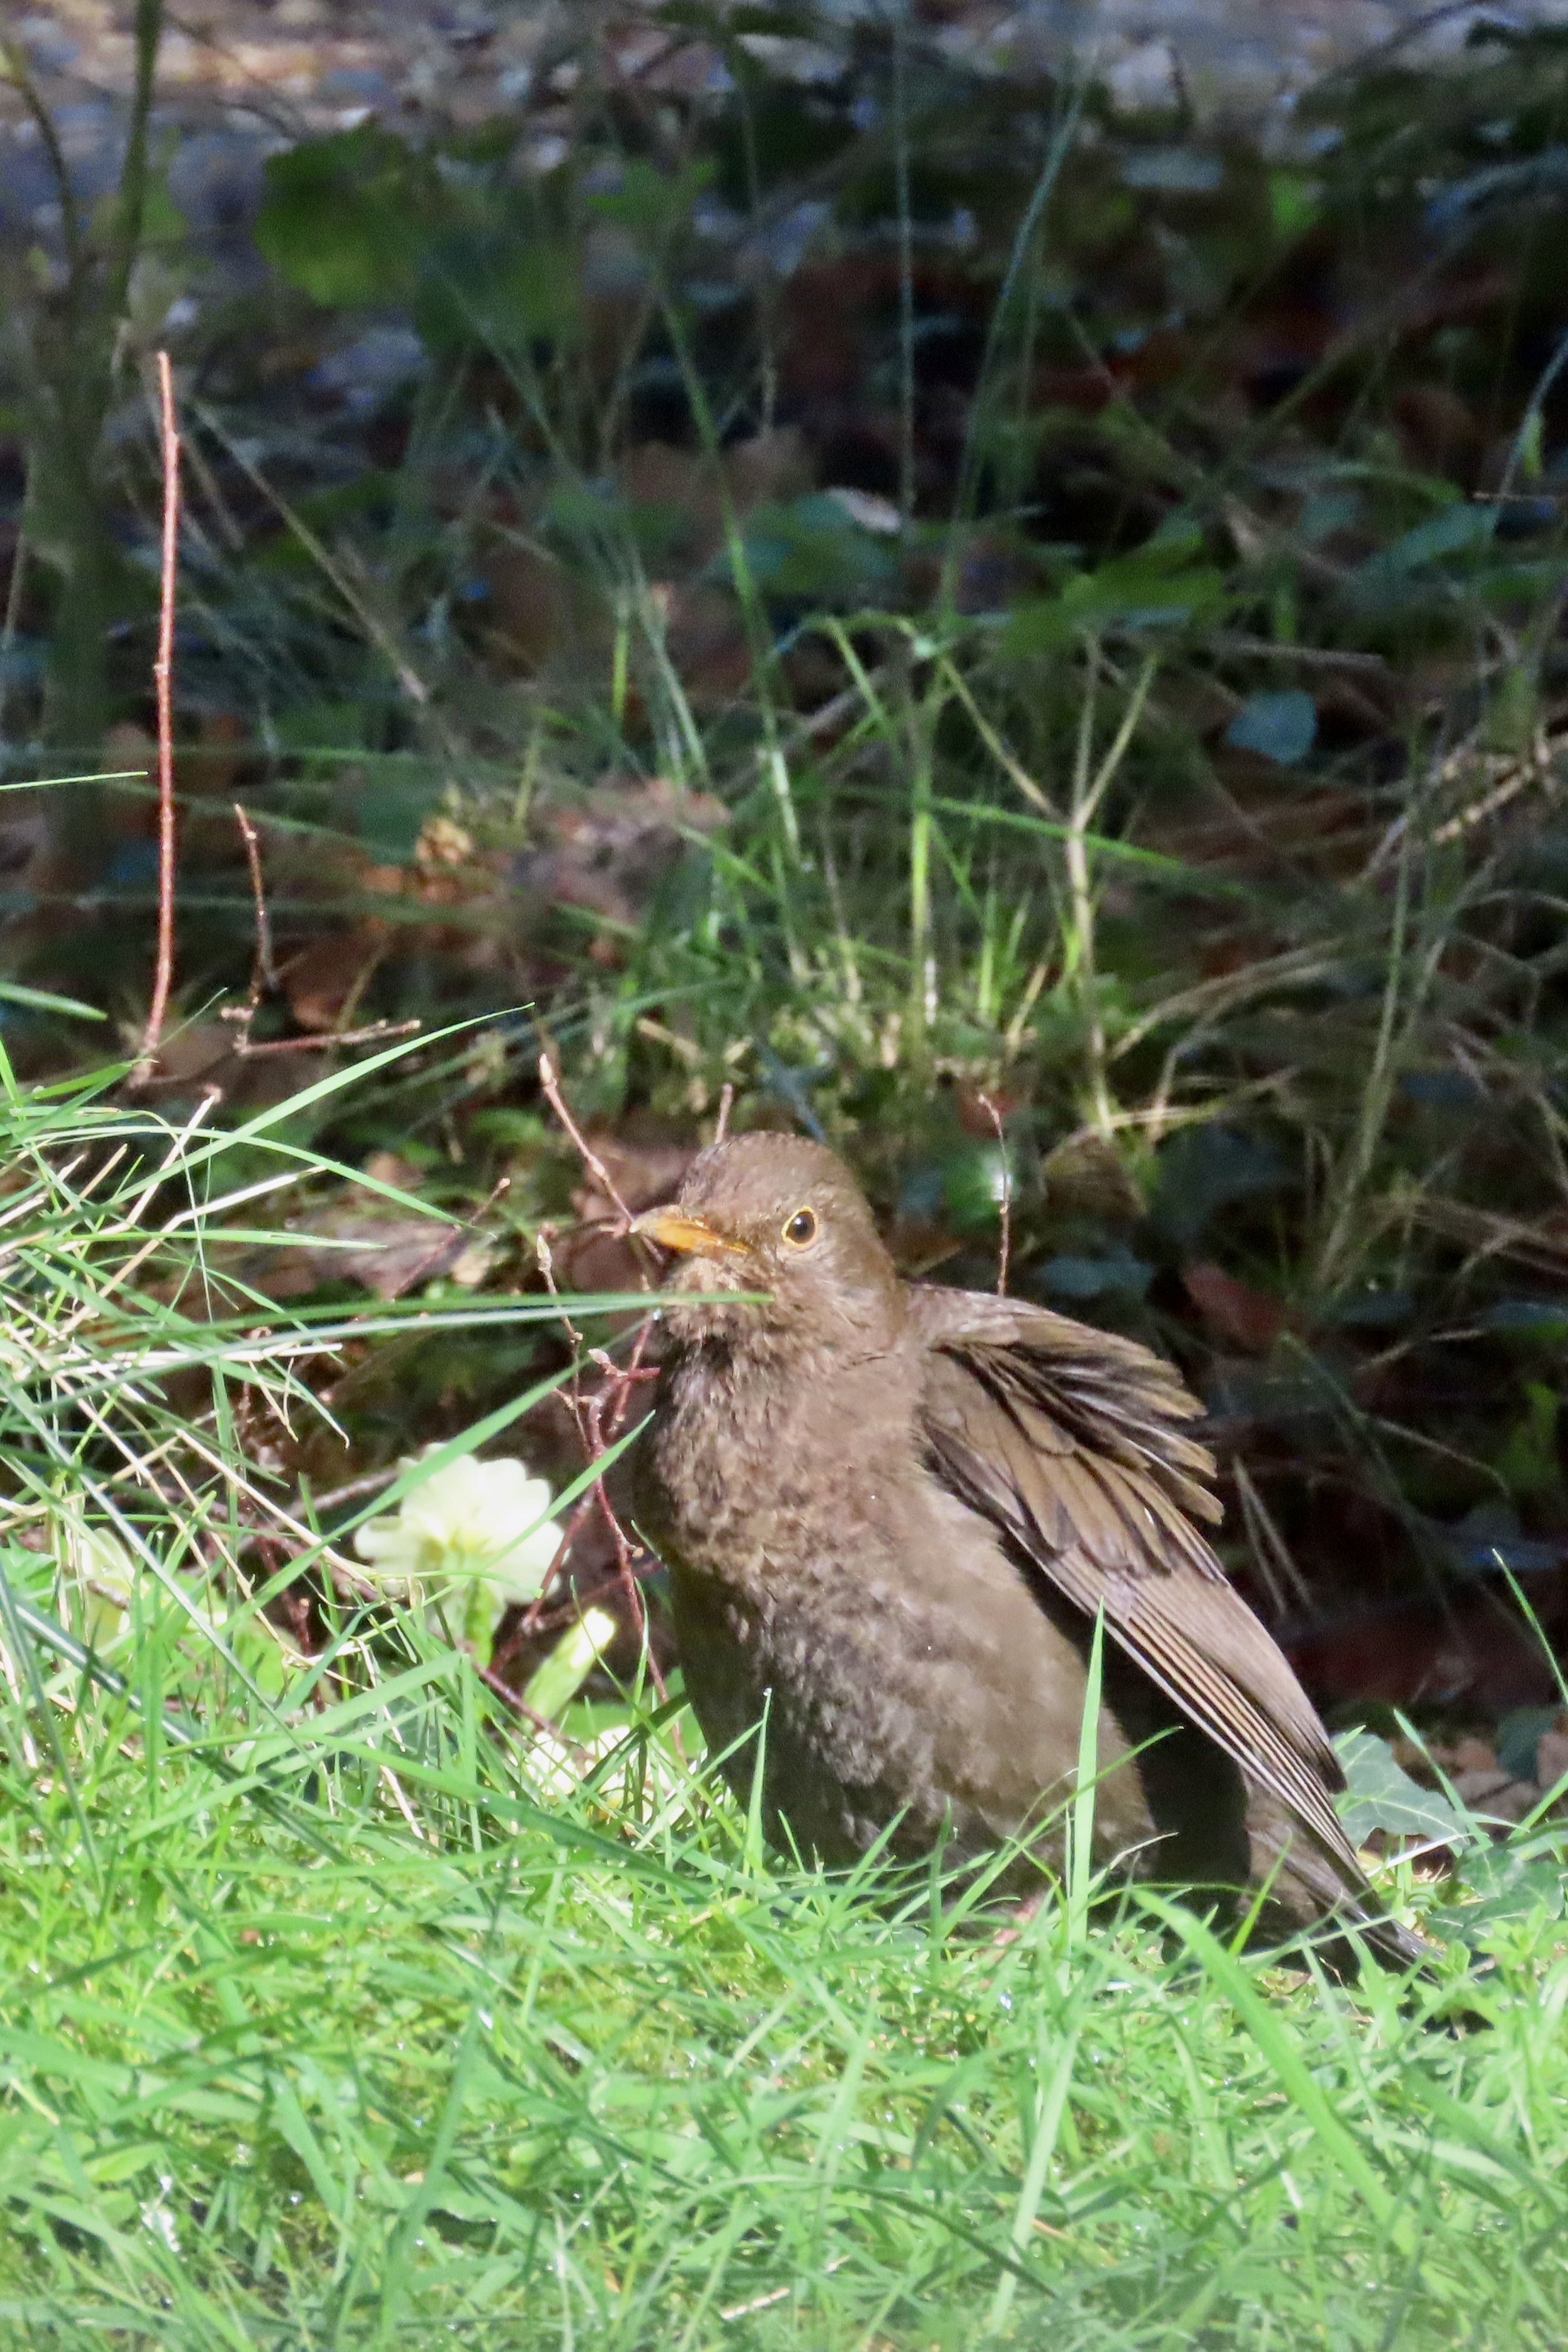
[629, 1206, 751, 1258]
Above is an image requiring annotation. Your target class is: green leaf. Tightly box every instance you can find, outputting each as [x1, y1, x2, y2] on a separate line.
[1004, 532, 1224, 653]
[0, 981, 105, 1021]
[257, 128, 427, 307]
[1348, 501, 1498, 604]
[418, 232, 581, 355]
[523, 1608, 619, 1720]
[1497, 1705, 1561, 1780]
[1269, 170, 1322, 237]
[1224, 689, 1317, 766]
[1451, 1843, 1566, 1929]
[1335, 1730, 1468, 1846]
[722, 495, 900, 607]
[1378, 501, 1498, 571]
[586, 156, 713, 244]
[1496, 1382, 1563, 1502]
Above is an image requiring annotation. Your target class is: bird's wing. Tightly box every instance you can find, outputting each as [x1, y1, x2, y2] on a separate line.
[910, 1285, 1361, 1875]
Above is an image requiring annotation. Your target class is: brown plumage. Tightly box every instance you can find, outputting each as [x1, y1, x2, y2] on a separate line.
[631, 1132, 1425, 1970]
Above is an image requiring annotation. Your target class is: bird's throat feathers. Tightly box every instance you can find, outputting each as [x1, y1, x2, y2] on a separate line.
[657, 1248, 905, 1358]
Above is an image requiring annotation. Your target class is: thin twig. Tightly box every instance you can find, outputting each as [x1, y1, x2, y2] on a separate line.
[537, 1050, 635, 1229]
[531, 1060, 667, 1695]
[721, 2258, 849, 2323]
[132, 351, 180, 1084]
[583, 1331, 665, 1702]
[473, 1653, 593, 1748]
[533, 1224, 589, 1362]
[975, 1091, 1011, 1296]
[216, 802, 419, 1059]
[714, 1080, 734, 1144]
[220, 1018, 423, 1060]
[0, 515, 27, 746]
[233, 803, 277, 990]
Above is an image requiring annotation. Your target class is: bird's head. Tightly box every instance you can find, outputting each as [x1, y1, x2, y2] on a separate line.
[633, 1132, 904, 1356]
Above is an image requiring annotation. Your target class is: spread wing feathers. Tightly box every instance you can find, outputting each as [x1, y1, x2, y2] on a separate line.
[910, 1287, 1223, 1536]
[910, 1286, 1364, 1880]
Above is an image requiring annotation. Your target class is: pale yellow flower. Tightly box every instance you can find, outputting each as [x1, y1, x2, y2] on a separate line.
[354, 1451, 563, 1603]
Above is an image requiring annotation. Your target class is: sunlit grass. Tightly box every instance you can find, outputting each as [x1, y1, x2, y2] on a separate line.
[0, 1639, 1564, 2350]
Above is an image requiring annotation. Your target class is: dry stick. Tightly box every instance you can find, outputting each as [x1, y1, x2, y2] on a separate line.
[530, 1062, 665, 1696]
[213, 800, 272, 1057]
[975, 1091, 1011, 1298]
[473, 1654, 598, 1757]
[219, 802, 419, 1057]
[713, 1080, 734, 1145]
[232, 1020, 423, 1060]
[132, 350, 180, 1084]
[233, 802, 277, 993]
[525, 1226, 612, 1599]
[537, 1050, 635, 1229]
[0, 519, 27, 746]
[529, 1221, 661, 1641]
[583, 1322, 665, 1702]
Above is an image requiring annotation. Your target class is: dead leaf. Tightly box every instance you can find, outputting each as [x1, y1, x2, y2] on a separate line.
[549, 1222, 652, 1319]
[482, 536, 580, 673]
[362, 1150, 422, 1192]
[180, 711, 249, 798]
[255, 1208, 474, 1301]
[516, 776, 728, 937]
[415, 813, 475, 870]
[1183, 1262, 1290, 1353]
[1396, 382, 1483, 477]
[570, 1129, 697, 1224]
[134, 1021, 303, 1111]
[662, 579, 756, 705]
[1042, 1131, 1144, 1221]
[282, 930, 387, 1033]
[953, 1080, 1021, 1138]
[1289, 1598, 1560, 1713]
[1535, 1726, 1568, 1791]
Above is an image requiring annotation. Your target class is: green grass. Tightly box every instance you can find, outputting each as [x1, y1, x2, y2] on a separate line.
[0, 1653, 1564, 2351]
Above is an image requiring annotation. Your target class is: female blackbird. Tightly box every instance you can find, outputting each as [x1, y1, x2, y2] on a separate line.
[632, 1132, 1425, 1968]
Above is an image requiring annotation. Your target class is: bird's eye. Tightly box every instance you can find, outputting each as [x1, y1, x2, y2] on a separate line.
[780, 1206, 818, 1248]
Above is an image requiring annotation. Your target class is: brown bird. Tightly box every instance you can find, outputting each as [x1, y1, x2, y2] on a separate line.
[631, 1131, 1425, 1970]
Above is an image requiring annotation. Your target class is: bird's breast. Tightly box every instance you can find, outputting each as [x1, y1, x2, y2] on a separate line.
[637, 1342, 917, 1595]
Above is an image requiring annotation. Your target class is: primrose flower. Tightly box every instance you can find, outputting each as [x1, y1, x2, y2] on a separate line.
[354, 1451, 563, 1604]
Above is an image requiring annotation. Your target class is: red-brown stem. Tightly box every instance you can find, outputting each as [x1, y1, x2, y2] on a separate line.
[217, 803, 420, 1062]
[134, 350, 180, 1081]
[533, 1224, 591, 1400]
[472, 1655, 586, 1745]
[582, 1361, 667, 1701]
[975, 1090, 1011, 1297]
[537, 1050, 635, 1228]
[529, 1067, 667, 1693]
[232, 802, 277, 992]
[224, 1018, 423, 1059]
